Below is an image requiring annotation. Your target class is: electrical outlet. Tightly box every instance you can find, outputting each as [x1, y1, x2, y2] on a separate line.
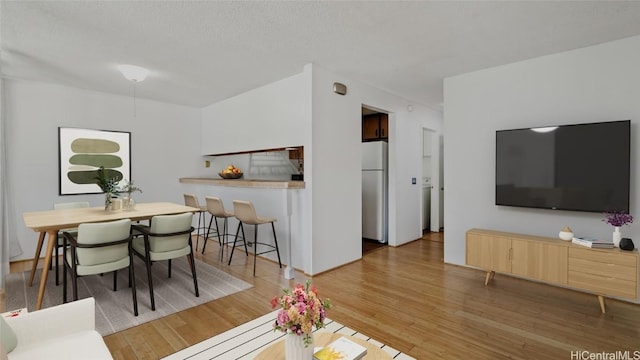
[205, 160, 210, 168]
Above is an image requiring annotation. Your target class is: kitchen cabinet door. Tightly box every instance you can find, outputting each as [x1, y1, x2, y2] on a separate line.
[362, 113, 389, 141]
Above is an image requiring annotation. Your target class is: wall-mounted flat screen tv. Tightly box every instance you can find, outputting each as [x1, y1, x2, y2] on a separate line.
[496, 120, 630, 213]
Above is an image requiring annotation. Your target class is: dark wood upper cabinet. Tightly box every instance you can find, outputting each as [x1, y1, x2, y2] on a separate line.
[362, 113, 388, 141]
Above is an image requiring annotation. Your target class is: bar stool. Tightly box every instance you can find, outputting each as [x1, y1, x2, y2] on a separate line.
[183, 194, 207, 250]
[203, 196, 235, 259]
[228, 200, 282, 276]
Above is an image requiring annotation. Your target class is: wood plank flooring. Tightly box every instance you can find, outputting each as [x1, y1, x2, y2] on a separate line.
[7, 232, 640, 359]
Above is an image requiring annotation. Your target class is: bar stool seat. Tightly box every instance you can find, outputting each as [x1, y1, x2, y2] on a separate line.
[228, 200, 282, 276]
[203, 196, 235, 259]
[183, 194, 208, 251]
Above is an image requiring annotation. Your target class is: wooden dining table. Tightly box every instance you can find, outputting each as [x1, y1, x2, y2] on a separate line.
[22, 202, 199, 310]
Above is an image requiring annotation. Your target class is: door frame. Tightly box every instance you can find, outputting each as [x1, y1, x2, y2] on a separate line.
[422, 126, 441, 233]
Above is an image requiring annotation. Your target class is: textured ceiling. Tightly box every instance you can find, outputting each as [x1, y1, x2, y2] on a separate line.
[3, 1, 640, 110]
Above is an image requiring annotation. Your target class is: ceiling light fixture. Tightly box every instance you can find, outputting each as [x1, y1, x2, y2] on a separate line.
[117, 64, 149, 117]
[531, 126, 558, 133]
[117, 64, 149, 82]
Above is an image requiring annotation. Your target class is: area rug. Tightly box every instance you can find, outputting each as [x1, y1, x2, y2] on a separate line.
[4, 258, 252, 336]
[163, 310, 416, 360]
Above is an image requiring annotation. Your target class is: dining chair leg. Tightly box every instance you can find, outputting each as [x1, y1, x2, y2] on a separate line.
[62, 256, 68, 303]
[187, 249, 199, 297]
[72, 271, 79, 301]
[128, 248, 138, 316]
[187, 237, 195, 270]
[168, 259, 172, 278]
[113, 270, 118, 291]
[194, 212, 201, 250]
[143, 254, 155, 311]
[271, 222, 282, 268]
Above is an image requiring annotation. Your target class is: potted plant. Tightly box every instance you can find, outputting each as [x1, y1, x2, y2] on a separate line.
[603, 210, 633, 247]
[118, 179, 142, 210]
[95, 166, 120, 210]
[271, 280, 331, 359]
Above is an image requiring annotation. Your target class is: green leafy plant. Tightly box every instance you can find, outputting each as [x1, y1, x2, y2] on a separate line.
[119, 179, 142, 196]
[95, 166, 119, 194]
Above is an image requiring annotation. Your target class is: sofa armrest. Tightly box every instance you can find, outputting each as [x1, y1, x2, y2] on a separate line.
[5, 298, 96, 348]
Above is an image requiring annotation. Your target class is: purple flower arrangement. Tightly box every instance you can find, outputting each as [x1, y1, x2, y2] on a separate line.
[603, 211, 633, 227]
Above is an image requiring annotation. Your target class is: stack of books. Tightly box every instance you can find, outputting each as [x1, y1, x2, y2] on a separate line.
[314, 337, 368, 360]
[571, 236, 614, 248]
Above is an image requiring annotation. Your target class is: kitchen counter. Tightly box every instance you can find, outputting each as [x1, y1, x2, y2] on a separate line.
[179, 177, 305, 189]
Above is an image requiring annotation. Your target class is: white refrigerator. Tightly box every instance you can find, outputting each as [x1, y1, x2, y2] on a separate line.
[362, 141, 388, 243]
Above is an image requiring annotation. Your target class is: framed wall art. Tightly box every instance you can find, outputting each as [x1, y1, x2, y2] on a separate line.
[58, 127, 131, 195]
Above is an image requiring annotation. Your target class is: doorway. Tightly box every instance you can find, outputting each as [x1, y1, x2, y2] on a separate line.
[422, 127, 442, 233]
[361, 105, 389, 255]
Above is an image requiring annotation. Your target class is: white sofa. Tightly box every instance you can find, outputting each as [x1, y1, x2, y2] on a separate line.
[0, 298, 112, 360]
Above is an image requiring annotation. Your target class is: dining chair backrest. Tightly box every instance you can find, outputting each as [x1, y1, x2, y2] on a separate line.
[54, 201, 90, 210]
[205, 196, 228, 217]
[75, 219, 132, 266]
[183, 194, 200, 209]
[148, 212, 193, 252]
[232, 200, 259, 224]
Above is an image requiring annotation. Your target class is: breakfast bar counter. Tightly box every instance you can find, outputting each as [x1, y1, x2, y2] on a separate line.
[179, 176, 307, 279]
[179, 177, 305, 189]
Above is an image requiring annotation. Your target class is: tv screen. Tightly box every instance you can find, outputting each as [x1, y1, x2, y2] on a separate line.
[496, 120, 630, 213]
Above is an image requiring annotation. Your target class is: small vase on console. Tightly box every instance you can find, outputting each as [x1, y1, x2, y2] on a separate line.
[613, 226, 622, 248]
[603, 211, 633, 248]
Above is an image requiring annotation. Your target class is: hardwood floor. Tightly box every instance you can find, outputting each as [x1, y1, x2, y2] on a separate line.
[8, 231, 640, 359]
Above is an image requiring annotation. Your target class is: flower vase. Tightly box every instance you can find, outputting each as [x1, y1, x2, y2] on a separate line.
[284, 334, 313, 360]
[122, 195, 133, 210]
[104, 192, 113, 211]
[613, 226, 622, 247]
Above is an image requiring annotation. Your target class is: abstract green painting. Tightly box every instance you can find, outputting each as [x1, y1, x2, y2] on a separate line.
[59, 127, 131, 195]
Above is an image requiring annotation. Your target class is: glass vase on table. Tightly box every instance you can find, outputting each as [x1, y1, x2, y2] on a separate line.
[123, 195, 136, 210]
[104, 192, 113, 211]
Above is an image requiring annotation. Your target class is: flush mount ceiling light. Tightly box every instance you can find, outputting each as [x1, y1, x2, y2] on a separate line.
[117, 64, 149, 117]
[531, 126, 558, 133]
[117, 64, 149, 82]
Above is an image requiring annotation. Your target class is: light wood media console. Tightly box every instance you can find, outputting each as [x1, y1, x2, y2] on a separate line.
[466, 228, 639, 313]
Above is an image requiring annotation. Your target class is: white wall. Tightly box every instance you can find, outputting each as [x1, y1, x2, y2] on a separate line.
[199, 63, 443, 275]
[201, 72, 308, 155]
[3, 67, 445, 278]
[4, 79, 202, 261]
[200, 67, 314, 273]
[309, 64, 443, 274]
[444, 35, 640, 266]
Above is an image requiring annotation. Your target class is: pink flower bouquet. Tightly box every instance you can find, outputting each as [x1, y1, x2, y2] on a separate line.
[271, 280, 331, 346]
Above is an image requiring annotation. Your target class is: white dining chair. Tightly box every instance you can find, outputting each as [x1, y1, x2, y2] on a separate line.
[132, 212, 199, 311]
